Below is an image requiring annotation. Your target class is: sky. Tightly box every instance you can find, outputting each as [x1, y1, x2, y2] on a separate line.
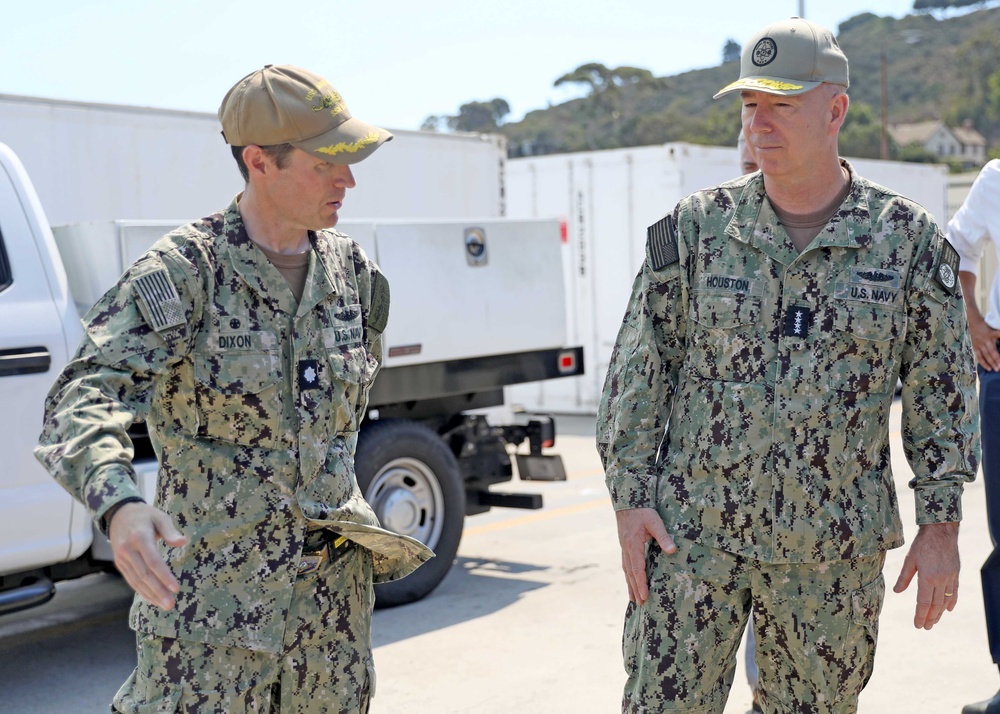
[4, 0, 922, 132]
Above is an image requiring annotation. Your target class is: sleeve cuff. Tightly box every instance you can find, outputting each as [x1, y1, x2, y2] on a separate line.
[99, 496, 146, 536]
[606, 473, 658, 511]
[914, 483, 964, 525]
[83, 464, 144, 527]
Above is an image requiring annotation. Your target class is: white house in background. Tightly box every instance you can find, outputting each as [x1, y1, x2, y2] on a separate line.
[889, 119, 987, 167]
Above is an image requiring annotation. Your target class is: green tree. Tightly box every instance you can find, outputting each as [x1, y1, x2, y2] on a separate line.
[722, 39, 741, 63]
[444, 98, 511, 133]
[420, 115, 444, 132]
[944, 27, 1000, 139]
[552, 63, 667, 147]
[913, 0, 992, 13]
[621, 103, 696, 146]
[554, 63, 657, 96]
[838, 12, 881, 34]
[685, 102, 742, 147]
[894, 143, 942, 162]
[554, 63, 614, 95]
[838, 101, 886, 158]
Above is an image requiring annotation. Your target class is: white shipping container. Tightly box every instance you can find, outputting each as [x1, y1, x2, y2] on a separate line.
[505, 142, 950, 414]
[0, 93, 505, 228]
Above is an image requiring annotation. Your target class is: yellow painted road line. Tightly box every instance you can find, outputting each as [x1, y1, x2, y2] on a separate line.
[465, 497, 610, 537]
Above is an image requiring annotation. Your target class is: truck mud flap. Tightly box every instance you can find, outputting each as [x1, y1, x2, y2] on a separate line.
[474, 491, 544, 510]
[515, 454, 567, 481]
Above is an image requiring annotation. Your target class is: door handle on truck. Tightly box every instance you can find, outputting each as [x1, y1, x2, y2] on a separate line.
[0, 346, 51, 377]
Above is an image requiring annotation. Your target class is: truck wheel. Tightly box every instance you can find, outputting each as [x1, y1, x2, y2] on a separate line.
[355, 419, 464, 607]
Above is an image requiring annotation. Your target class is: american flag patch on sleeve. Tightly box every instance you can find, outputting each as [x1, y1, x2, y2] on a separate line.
[647, 215, 679, 271]
[133, 269, 184, 332]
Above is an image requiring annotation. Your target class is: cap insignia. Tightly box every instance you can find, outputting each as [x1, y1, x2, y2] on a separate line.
[316, 130, 381, 156]
[308, 91, 345, 116]
[743, 77, 804, 91]
[752, 38, 778, 67]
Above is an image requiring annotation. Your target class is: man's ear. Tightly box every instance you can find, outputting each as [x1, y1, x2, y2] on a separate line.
[242, 145, 270, 179]
[830, 91, 850, 134]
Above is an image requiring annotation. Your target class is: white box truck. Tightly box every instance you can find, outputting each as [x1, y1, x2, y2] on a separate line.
[0, 92, 507, 227]
[505, 142, 949, 414]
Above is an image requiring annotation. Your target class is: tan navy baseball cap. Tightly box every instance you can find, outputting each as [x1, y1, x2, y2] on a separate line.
[219, 64, 392, 164]
[714, 17, 849, 99]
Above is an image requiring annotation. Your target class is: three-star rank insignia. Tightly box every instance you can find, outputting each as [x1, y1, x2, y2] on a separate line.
[298, 359, 320, 390]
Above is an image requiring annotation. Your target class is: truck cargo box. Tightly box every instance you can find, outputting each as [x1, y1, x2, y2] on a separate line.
[52, 217, 567, 371]
[0, 93, 506, 227]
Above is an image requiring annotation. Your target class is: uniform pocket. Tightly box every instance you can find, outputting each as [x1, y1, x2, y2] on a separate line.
[825, 303, 903, 394]
[112, 667, 183, 714]
[193, 349, 286, 447]
[691, 290, 760, 329]
[687, 291, 766, 383]
[325, 343, 377, 434]
[850, 572, 885, 691]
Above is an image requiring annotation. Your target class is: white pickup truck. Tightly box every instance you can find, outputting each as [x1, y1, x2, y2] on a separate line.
[0, 142, 583, 612]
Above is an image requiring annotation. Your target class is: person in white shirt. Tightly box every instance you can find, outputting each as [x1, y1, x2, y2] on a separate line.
[948, 159, 1000, 714]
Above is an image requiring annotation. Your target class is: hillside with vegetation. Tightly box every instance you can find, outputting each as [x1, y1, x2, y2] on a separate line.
[427, 4, 1000, 165]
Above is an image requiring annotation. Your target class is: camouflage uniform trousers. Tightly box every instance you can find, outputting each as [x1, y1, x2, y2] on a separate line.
[623, 537, 885, 714]
[112, 542, 375, 714]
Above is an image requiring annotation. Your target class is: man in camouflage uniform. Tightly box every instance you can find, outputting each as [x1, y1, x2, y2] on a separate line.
[35, 65, 431, 713]
[597, 18, 980, 713]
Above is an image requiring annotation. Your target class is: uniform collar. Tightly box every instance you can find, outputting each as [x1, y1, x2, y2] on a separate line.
[724, 160, 874, 266]
[297, 232, 343, 317]
[221, 197, 341, 317]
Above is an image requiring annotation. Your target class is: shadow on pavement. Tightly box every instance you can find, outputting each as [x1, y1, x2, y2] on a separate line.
[0, 574, 135, 713]
[372, 555, 550, 647]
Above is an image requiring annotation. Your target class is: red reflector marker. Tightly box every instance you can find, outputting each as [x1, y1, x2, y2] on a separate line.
[559, 220, 568, 244]
[558, 351, 576, 374]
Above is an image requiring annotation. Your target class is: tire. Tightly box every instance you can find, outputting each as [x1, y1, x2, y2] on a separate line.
[355, 419, 465, 607]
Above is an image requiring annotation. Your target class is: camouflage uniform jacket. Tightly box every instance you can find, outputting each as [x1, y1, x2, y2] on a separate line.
[35, 198, 431, 653]
[597, 163, 980, 563]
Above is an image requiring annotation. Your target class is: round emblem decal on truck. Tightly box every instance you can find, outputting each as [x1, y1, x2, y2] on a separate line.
[465, 227, 488, 266]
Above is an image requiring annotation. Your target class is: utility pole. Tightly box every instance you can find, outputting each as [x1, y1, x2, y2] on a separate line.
[799, 0, 805, 17]
[880, 49, 890, 160]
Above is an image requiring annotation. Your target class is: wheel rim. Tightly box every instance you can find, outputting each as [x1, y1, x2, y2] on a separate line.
[365, 457, 446, 549]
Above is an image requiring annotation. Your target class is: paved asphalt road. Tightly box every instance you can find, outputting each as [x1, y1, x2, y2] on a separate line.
[0, 405, 994, 713]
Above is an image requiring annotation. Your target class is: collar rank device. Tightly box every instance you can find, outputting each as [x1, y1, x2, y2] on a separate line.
[784, 305, 811, 338]
[298, 359, 320, 390]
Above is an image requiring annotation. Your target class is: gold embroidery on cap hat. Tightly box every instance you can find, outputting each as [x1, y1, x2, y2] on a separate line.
[315, 131, 381, 156]
[745, 78, 805, 91]
[306, 86, 345, 116]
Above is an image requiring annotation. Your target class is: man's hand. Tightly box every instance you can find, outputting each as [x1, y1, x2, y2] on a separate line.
[616, 507, 676, 605]
[959, 270, 1000, 371]
[108, 502, 187, 611]
[969, 313, 1000, 372]
[892, 522, 960, 629]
